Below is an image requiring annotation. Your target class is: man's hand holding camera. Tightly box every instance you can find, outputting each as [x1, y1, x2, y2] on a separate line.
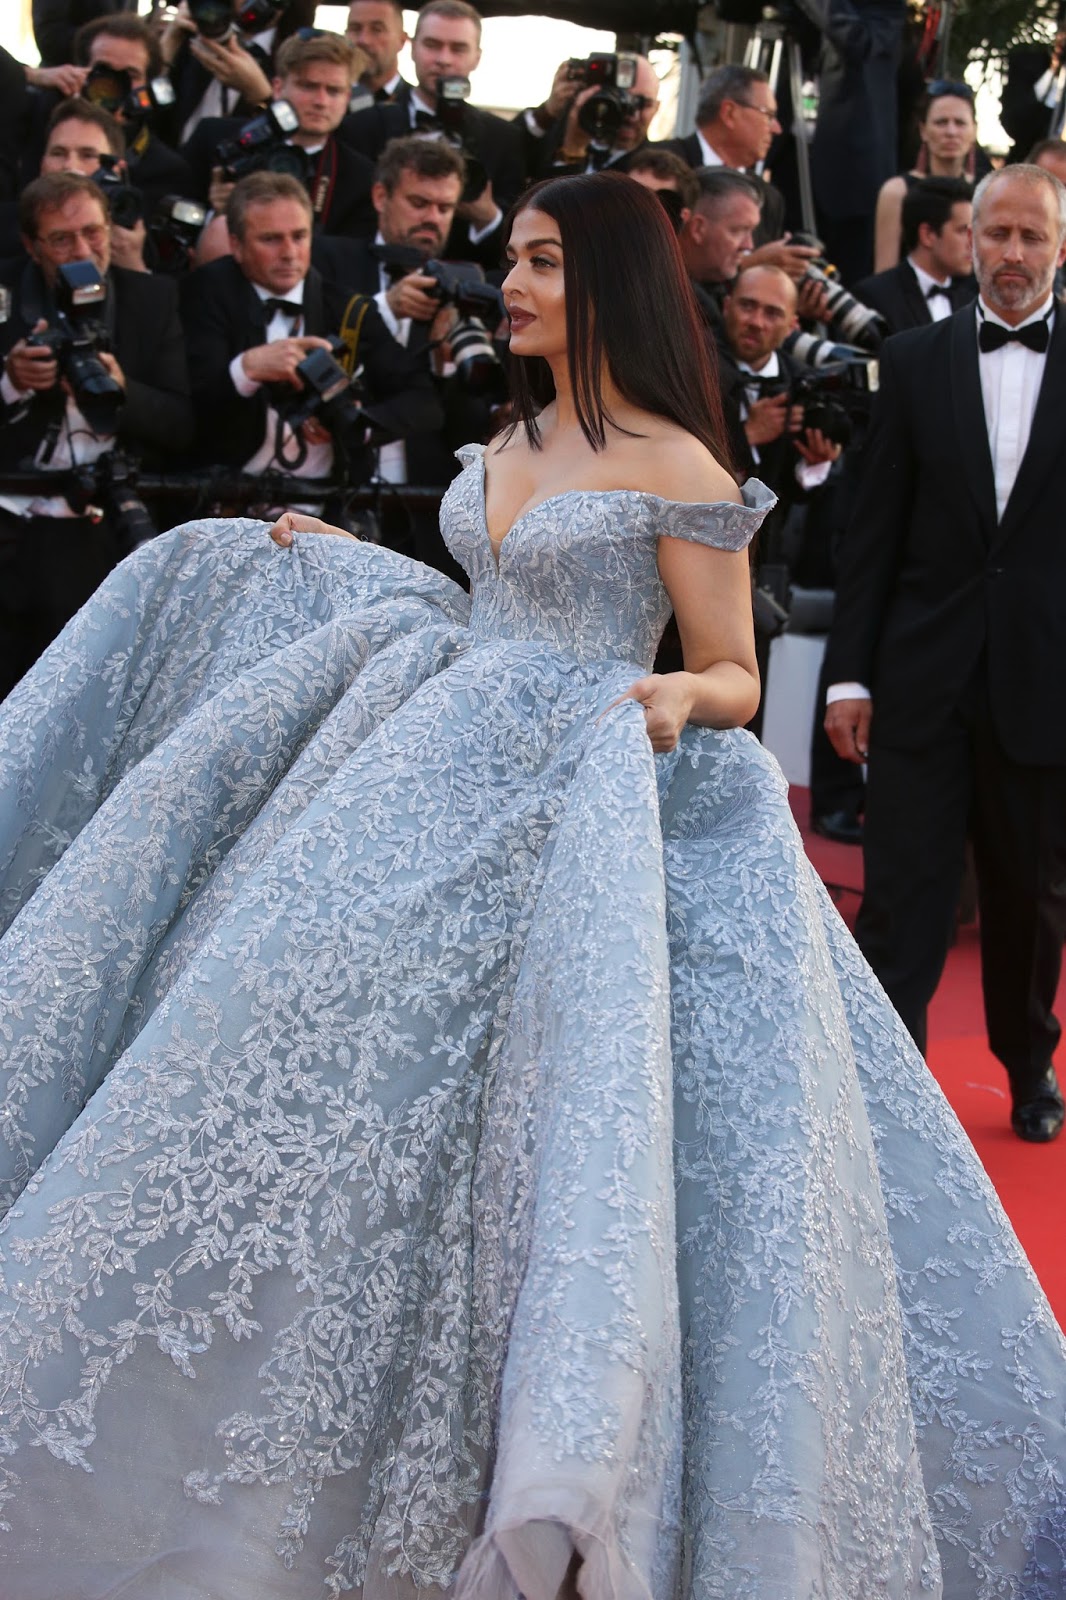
[742, 388, 841, 466]
[456, 177, 498, 232]
[5, 321, 60, 395]
[240, 334, 333, 387]
[162, 2, 272, 106]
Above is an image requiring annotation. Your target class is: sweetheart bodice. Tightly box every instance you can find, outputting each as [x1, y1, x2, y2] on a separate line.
[439, 444, 775, 669]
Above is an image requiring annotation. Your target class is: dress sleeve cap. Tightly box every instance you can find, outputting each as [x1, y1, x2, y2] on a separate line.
[657, 478, 777, 552]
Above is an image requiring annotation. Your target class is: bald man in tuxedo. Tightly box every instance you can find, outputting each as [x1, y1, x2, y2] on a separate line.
[824, 166, 1066, 1143]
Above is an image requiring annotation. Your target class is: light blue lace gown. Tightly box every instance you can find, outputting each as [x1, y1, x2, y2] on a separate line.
[0, 444, 1063, 1600]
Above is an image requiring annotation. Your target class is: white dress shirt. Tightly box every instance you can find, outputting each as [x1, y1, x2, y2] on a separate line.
[826, 293, 1055, 707]
[907, 255, 953, 323]
[696, 128, 725, 168]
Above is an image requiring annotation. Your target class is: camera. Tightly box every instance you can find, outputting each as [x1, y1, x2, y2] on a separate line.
[421, 260, 507, 401]
[789, 232, 885, 352]
[90, 154, 141, 231]
[216, 100, 304, 182]
[68, 450, 158, 552]
[25, 261, 124, 436]
[785, 348, 879, 448]
[188, 0, 292, 40]
[82, 61, 176, 125]
[270, 337, 370, 473]
[148, 195, 208, 274]
[566, 53, 642, 147]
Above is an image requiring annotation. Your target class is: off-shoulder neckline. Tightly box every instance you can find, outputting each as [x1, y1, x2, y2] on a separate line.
[456, 444, 772, 574]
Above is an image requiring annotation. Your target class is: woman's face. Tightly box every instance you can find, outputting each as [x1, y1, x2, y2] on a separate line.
[502, 207, 567, 363]
[922, 95, 975, 164]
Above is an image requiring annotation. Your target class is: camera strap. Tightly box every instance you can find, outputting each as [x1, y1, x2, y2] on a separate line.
[310, 140, 338, 225]
[337, 294, 371, 378]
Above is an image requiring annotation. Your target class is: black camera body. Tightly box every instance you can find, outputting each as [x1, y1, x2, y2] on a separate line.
[148, 195, 208, 275]
[25, 261, 124, 436]
[269, 336, 370, 472]
[188, 0, 291, 41]
[68, 450, 157, 552]
[82, 60, 176, 126]
[421, 260, 507, 401]
[567, 53, 641, 147]
[91, 154, 141, 231]
[216, 100, 305, 182]
[789, 232, 885, 353]
[789, 356, 878, 448]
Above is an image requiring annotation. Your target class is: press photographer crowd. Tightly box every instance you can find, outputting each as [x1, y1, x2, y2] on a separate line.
[2, 7, 1065, 780]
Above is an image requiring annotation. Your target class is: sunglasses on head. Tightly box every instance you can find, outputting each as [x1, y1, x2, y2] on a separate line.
[927, 79, 974, 102]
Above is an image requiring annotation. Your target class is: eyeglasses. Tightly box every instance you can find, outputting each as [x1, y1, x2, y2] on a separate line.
[39, 223, 109, 251]
[927, 79, 974, 102]
[733, 99, 778, 122]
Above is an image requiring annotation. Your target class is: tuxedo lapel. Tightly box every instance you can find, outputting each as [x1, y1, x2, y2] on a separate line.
[898, 261, 931, 328]
[303, 268, 324, 337]
[949, 306, 997, 535]
[995, 302, 1066, 548]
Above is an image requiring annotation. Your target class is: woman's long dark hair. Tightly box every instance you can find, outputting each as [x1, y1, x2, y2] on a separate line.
[503, 171, 735, 476]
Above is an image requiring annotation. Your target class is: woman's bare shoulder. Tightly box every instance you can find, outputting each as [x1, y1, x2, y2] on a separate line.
[631, 426, 742, 508]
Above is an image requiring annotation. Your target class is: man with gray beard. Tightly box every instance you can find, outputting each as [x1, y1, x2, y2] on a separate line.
[823, 165, 1066, 1143]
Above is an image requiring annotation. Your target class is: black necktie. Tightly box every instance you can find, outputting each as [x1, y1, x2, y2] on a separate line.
[374, 85, 395, 103]
[263, 297, 302, 322]
[926, 283, 951, 300]
[978, 317, 1050, 354]
[414, 110, 440, 132]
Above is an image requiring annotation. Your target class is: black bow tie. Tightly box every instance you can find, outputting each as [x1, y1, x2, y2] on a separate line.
[263, 297, 302, 321]
[414, 110, 440, 132]
[926, 283, 951, 299]
[978, 317, 1050, 354]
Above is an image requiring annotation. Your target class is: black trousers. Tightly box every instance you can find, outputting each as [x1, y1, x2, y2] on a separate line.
[0, 507, 121, 700]
[856, 678, 1066, 1097]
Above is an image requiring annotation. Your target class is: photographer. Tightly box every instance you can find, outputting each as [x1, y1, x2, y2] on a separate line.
[718, 263, 842, 492]
[520, 52, 659, 178]
[160, 0, 317, 145]
[319, 137, 500, 579]
[346, 0, 409, 106]
[179, 171, 440, 491]
[339, 0, 524, 265]
[0, 171, 193, 697]
[65, 14, 196, 215]
[679, 167, 764, 334]
[182, 31, 376, 239]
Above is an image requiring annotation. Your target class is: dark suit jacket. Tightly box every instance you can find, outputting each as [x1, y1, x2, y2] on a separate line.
[0, 258, 193, 466]
[1001, 46, 1058, 159]
[179, 255, 441, 468]
[181, 121, 375, 238]
[657, 135, 787, 247]
[158, 7, 317, 150]
[823, 303, 1066, 764]
[336, 85, 524, 264]
[852, 259, 976, 335]
[805, 0, 905, 220]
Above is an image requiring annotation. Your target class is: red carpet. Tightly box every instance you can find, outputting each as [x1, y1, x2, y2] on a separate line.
[791, 788, 1065, 1329]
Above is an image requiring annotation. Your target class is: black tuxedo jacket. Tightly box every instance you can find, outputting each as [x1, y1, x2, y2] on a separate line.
[32, 0, 137, 67]
[181, 121, 375, 239]
[657, 136, 787, 247]
[824, 303, 1066, 765]
[807, 0, 904, 220]
[852, 259, 976, 335]
[179, 256, 441, 468]
[337, 85, 524, 263]
[0, 258, 193, 467]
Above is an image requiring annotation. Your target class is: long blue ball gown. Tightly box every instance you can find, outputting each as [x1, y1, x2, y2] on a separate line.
[0, 445, 1063, 1599]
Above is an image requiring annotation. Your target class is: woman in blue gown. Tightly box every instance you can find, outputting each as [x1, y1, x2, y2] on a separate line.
[0, 173, 1063, 1600]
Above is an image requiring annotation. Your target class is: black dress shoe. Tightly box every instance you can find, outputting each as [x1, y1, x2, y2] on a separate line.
[811, 809, 864, 846]
[1011, 1070, 1065, 1143]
